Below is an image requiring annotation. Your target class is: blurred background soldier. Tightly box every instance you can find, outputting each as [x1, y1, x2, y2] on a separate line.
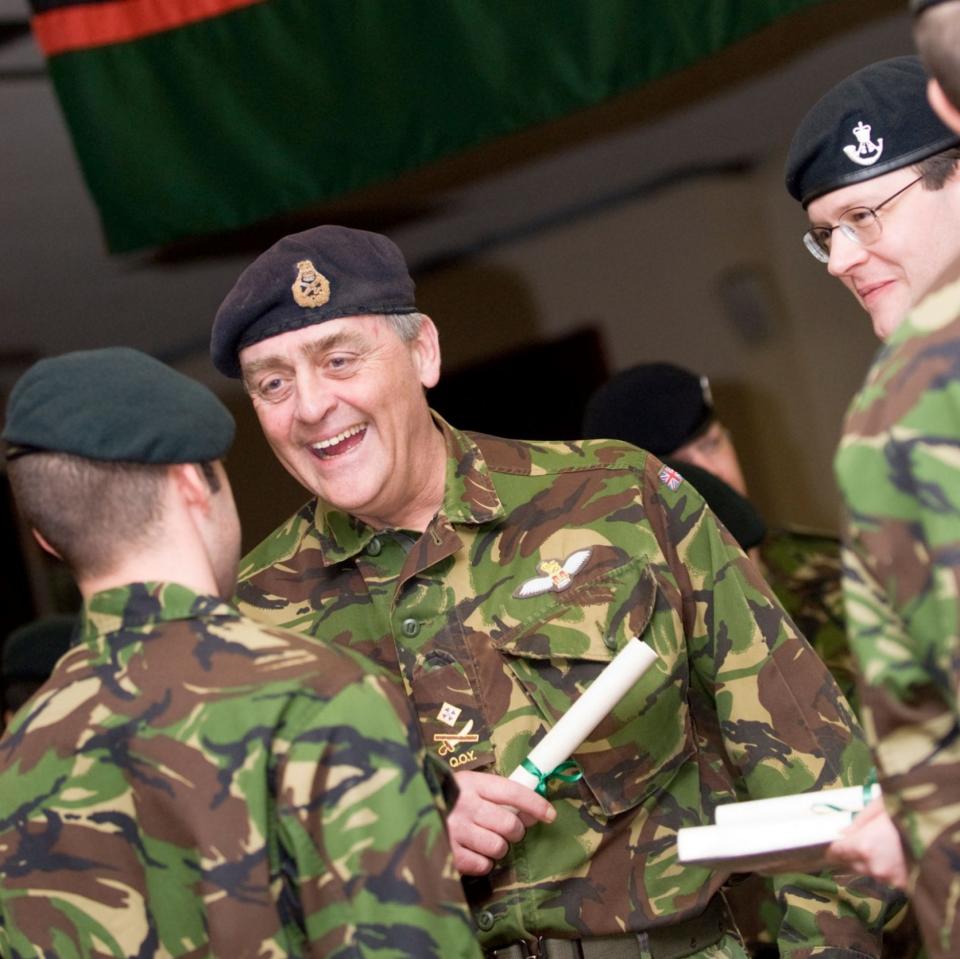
[0, 347, 479, 959]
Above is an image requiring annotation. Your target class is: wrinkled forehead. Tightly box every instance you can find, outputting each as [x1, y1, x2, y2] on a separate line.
[238, 314, 393, 372]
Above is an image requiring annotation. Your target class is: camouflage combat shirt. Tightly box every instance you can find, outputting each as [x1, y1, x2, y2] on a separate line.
[238, 416, 883, 957]
[0, 582, 480, 959]
[835, 275, 960, 959]
[759, 527, 859, 716]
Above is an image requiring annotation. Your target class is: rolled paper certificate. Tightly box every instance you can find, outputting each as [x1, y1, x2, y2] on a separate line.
[509, 636, 657, 794]
[714, 781, 883, 827]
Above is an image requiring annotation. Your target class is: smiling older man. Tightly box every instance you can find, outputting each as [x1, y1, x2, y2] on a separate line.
[210, 224, 889, 959]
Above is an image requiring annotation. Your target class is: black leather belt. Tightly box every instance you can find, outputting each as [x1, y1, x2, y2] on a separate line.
[484, 895, 735, 959]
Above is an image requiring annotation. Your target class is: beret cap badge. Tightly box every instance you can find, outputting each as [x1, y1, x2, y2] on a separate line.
[292, 259, 331, 309]
[784, 55, 960, 207]
[843, 120, 884, 167]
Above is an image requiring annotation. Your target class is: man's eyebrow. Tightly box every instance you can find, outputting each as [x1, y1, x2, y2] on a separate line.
[241, 329, 368, 380]
[302, 329, 368, 357]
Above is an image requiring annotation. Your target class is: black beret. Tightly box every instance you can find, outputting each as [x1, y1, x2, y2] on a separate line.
[3, 615, 77, 683]
[211, 225, 417, 378]
[785, 55, 960, 206]
[662, 458, 766, 551]
[3, 347, 235, 464]
[581, 362, 714, 456]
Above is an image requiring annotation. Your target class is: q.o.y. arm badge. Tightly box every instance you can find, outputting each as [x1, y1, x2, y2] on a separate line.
[291, 259, 331, 308]
[513, 548, 592, 599]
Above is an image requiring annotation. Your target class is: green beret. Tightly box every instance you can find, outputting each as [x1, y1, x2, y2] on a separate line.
[3, 615, 77, 682]
[582, 363, 714, 456]
[211, 225, 417, 378]
[785, 56, 960, 207]
[3, 347, 235, 463]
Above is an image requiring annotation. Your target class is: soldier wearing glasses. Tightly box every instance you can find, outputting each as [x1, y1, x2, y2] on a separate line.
[786, 55, 960, 341]
[786, 50, 960, 958]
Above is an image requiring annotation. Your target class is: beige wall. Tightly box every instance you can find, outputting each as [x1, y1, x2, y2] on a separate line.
[415, 154, 880, 533]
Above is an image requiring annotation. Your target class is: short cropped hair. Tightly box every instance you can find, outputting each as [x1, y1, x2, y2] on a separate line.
[7, 452, 168, 578]
[915, 3, 960, 114]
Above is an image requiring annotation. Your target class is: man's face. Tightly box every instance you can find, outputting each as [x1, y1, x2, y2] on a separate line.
[670, 420, 748, 497]
[806, 164, 960, 339]
[239, 314, 442, 530]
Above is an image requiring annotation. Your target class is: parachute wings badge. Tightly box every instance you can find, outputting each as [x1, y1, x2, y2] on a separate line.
[513, 548, 593, 598]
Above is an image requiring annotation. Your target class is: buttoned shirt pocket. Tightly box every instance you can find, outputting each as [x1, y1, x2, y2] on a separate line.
[491, 559, 694, 818]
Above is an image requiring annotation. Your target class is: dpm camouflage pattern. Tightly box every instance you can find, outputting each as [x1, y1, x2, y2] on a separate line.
[732, 533, 867, 955]
[238, 416, 885, 958]
[836, 275, 960, 959]
[0, 582, 479, 959]
[759, 527, 859, 716]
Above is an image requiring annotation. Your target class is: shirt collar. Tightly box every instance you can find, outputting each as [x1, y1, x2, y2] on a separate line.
[84, 581, 237, 641]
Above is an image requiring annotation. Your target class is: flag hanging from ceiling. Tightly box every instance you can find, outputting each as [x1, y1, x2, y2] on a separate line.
[31, 0, 830, 252]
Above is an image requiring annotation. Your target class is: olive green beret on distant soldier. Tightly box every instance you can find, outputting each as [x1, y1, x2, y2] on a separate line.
[785, 55, 960, 207]
[2, 347, 235, 463]
[211, 225, 417, 378]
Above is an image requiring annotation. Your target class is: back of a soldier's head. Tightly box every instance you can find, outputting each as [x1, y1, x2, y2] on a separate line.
[913, 0, 960, 130]
[2, 348, 235, 578]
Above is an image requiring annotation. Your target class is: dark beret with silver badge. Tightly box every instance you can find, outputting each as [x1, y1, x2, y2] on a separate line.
[211, 224, 417, 378]
[785, 55, 960, 207]
[582, 362, 714, 456]
[2, 347, 235, 463]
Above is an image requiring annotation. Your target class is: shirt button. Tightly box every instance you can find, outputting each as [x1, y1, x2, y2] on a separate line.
[476, 910, 496, 931]
[366, 537, 382, 556]
[401, 618, 420, 637]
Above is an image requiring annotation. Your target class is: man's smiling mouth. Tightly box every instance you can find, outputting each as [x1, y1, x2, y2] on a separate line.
[310, 423, 367, 459]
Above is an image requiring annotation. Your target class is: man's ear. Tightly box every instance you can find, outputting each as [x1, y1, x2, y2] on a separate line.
[31, 528, 61, 560]
[928, 77, 960, 136]
[411, 314, 441, 390]
[170, 463, 212, 513]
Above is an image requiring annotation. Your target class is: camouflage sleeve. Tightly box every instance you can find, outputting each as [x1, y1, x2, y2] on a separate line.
[647, 460, 884, 958]
[836, 330, 960, 958]
[760, 530, 860, 715]
[275, 671, 481, 959]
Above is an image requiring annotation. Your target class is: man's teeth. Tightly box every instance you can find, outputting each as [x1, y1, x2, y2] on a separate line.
[312, 424, 366, 451]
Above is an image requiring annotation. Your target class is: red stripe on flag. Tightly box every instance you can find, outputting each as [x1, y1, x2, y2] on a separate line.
[32, 0, 266, 56]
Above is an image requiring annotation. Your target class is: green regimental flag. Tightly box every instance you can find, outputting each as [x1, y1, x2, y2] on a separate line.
[31, 0, 828, 253]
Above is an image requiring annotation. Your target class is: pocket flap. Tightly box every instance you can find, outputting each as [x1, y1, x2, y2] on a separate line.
[491, 558, 657, 662]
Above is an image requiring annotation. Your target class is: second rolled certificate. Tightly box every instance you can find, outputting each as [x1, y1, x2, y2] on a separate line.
[509, 636, 658, 793]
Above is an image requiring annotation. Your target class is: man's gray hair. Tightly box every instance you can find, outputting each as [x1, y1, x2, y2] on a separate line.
[385, 312, 425, 342]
